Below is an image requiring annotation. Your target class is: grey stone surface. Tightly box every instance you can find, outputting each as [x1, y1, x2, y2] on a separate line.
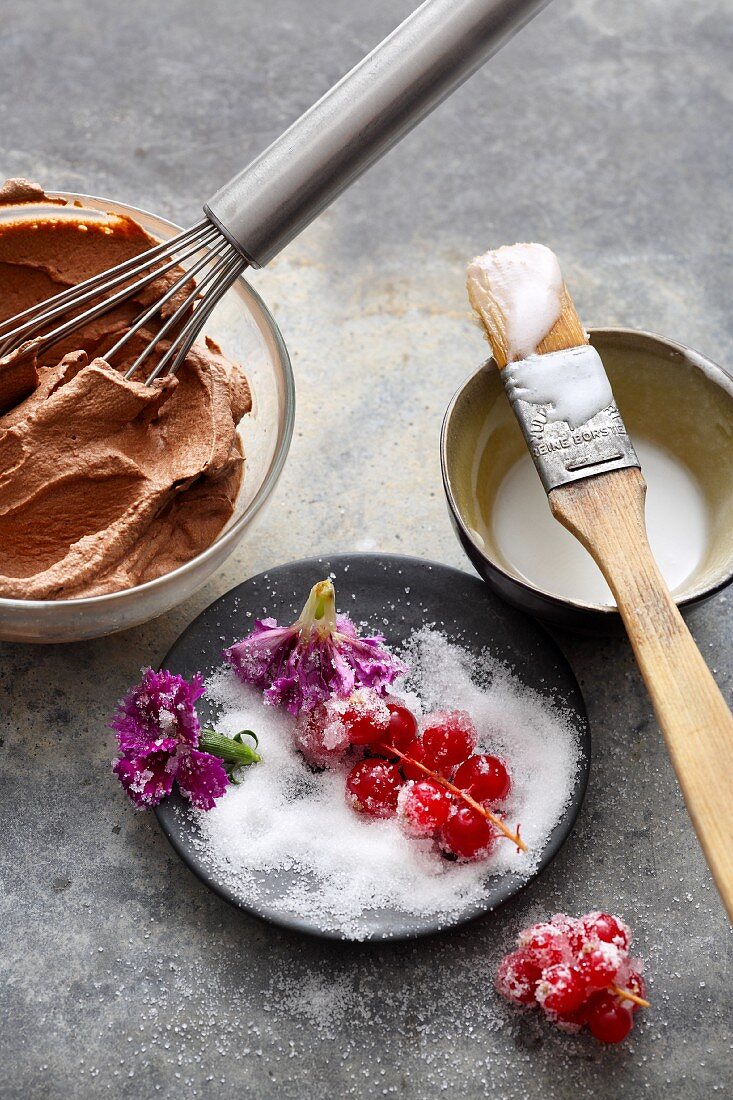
[1, 0, 732, 1096]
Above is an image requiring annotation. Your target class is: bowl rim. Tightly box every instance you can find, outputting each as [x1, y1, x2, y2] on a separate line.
[0, 190, 296, 613]
[441, 326, 733, 617]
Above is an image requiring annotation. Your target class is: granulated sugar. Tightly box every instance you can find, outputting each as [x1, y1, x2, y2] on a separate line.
[190, 628, 581, 937]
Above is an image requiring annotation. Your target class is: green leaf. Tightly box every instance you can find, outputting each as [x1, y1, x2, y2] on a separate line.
[232, 729, 259, 749]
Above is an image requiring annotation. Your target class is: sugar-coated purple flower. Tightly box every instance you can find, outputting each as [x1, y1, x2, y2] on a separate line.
[110, 668, 261, 811]
[112, 742, 229, 811]
[113, 746, 177, 808]
[110, 668, 205, 755]
[225, 579, 406, 716]
[176, 748, 230, 811]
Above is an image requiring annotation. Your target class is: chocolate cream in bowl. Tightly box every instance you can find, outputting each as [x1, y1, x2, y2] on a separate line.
[0, 180, 251, 599]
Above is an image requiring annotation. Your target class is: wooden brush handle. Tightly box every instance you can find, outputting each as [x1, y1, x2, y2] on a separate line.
[551, 466, 733, 921]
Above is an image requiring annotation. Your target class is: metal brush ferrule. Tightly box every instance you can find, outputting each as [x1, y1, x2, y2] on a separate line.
[501, 345, 640, 493]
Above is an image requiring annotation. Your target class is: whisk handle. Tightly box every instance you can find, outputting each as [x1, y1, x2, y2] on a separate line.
[204, 0, 550, 267]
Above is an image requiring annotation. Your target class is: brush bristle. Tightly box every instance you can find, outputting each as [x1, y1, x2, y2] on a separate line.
[466, 243, 587, 367]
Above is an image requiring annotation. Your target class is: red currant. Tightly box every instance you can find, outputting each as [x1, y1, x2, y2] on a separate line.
[374, 703, 419, 756]
[554, 996, 596, 1032]
[294, 702, 350, 768]
[495, 950, 541, 1005]
[440, 804, 496, 860]
[345, 759, 402, 818]
[549, 913, 584, 948]
[518, 922, 569, 969]
[400, 738, 447, 780]
[397, 779, 452, 837]
[581, 912, 630, 950]
[401, 739, 424, 781]
[536, 964, 587, 1015]
[453, 753, 511, 803]
[587, 993, 633, 1043]
[420, 711, 477, 774]
[563, 916, 589, 954]
[576, 939, 625, 992]
[341, 692, 390, 745]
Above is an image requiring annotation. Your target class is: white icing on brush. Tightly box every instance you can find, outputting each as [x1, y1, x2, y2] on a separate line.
[503, 345, 613, 429]
[468, 243, 564, 360]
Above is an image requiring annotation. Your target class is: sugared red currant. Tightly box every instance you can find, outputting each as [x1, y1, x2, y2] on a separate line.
[341, 692, 390, 745]
[420, 711, 477, 774]
[345, 759, 402, 818]
[495, 911, 645, 1045]
[440, 804, 496, 860]
[397, 779, 452, 837]
[401, 738, 447, 780]
[587, 994, 633, 1043]
[576, 939, 625, 992]
[294, 702, 350, 768]
[374, 703, 419, 756]
[554, 994, 600, 1032]
[550, 913, 584, 948]
[581, 912, 630, 950]
[562, 916, 588, 954]
[453, 753, 511, 803]
[536, 964, 587, 1015]
[494, 950, 541, 1005]
[518, 922, 569, 969]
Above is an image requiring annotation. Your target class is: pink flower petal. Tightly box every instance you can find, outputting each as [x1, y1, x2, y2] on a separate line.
[224, 583, 406, 716]
[110, 668, 204, 753]
[113, 749, 176, 808]
[176, 748, 229, 811]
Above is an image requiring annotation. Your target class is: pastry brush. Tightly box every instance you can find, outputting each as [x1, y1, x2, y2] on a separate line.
[468, 243, 733, 920]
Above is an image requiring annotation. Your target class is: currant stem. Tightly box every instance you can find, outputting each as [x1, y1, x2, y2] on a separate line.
[609, 983, 651, 1009]
[383, 743, 528, 853]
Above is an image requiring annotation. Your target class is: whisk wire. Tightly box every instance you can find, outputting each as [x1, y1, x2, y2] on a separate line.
[0, 214, 247, 385]
[0, 224, 207, 342]
[120, 246, 239, 379]
[33, 228, 223, 360]
[109, 239, 232, 370]
[0, 220, 218, 358]
[145, 254, 246, 385]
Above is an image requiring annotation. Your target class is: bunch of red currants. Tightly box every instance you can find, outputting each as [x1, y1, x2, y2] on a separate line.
[495, 911, 648, 1043]
[295, 689, 513, 861]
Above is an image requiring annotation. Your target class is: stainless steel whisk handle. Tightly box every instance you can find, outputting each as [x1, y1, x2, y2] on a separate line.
[204, 0, 550, 268]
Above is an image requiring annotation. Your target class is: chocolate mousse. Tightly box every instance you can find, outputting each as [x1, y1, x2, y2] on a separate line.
[0, 180, 251, 599]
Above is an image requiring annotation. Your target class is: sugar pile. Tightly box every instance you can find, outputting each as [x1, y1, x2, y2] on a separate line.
[189, 627, 581, 937]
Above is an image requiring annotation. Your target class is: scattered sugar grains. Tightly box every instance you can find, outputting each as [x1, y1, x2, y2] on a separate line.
[191, 628, 581, 937]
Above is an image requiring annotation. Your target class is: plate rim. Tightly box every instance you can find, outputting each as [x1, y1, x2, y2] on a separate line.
[154, 552, 590, 941]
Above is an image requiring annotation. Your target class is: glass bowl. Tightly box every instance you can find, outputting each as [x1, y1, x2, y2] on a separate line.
[0, 192, 295, 643]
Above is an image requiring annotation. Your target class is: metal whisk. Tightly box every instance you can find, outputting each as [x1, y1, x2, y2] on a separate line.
[0, 221, 247, 384]
[0, 0, 548, 385]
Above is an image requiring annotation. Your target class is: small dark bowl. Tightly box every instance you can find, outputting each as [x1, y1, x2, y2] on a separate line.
[441, 328, 733, 632]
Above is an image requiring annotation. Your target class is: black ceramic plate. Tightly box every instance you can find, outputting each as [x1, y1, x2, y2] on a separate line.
[155, 554, 590, 940]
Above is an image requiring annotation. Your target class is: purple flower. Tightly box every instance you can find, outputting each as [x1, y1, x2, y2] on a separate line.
[176, 748, 230, 811]
[110, 668, 205, 756]
[225, 579, 406, 716]
[110, 669, 257, 811]
[113, 743, 228, 811]
[113, 746, 176, 808]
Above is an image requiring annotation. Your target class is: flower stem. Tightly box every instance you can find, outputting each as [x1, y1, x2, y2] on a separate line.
[199, 729, 261, 770]
[297, 579, 338, 638]
[383, 743, 527, 852]
[609, 983, 650, 1009]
